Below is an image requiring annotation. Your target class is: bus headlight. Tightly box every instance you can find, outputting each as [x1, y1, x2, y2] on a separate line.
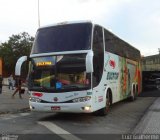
[29, 97, 42, 103]
[72, 96, 91, 103]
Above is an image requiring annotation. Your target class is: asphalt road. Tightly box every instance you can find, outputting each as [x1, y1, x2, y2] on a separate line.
[139, 89, 160, 97]
[0, 89, 159, 140]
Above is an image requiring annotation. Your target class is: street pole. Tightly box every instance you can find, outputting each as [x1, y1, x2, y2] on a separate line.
[38, 0, 40, 28]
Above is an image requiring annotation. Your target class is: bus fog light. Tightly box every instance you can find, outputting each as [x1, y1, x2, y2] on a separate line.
[84, 106, 91, 111]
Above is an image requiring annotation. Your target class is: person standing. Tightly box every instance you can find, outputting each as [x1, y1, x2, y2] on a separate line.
[8, 75, 14, 90]
[12, 78, 22, 99]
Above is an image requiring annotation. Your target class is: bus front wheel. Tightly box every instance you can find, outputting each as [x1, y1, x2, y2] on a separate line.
[98, 91, 111, 116]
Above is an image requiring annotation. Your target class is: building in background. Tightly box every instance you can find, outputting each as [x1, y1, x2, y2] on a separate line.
[142, 53, 160, 91]
[142, 54, 160, 71]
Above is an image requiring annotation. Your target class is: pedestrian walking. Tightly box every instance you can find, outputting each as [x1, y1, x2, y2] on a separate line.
[8, 75, 14, 90]
[0, 75, 3, 94]
[12, 78, 23, 99]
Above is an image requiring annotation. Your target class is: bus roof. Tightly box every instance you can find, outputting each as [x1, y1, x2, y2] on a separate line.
[35, 21, 141, 60]
[38, 20, 92, 30]
[39, 21, 140, 50]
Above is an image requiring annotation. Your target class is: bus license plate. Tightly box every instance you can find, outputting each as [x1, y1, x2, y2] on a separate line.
[51, 106, 61, 111]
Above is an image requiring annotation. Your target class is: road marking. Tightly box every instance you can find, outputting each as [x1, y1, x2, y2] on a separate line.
[38, 121, 82, 140]
[2, 114, 18, 120]
[19, 112, 30, 116]
[0, 112, 30, 120]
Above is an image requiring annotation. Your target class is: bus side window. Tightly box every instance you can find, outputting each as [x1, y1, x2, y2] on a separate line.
[92, 25, 104, 88]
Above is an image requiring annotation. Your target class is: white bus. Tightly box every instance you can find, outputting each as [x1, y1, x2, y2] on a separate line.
[15, 21, 141, 115]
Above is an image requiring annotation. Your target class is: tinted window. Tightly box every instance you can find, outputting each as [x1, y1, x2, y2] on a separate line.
[104, 29, 140, 61]
[92, 26, 104, 87]
[31, 23, 92, 54]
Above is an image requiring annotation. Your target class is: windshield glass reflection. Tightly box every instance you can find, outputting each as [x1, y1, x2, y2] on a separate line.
[28, 54, 91, 92]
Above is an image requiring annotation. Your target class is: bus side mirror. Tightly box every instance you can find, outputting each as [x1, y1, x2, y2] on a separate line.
[15, 56, 28, 76]
[86, 51, 94, 73]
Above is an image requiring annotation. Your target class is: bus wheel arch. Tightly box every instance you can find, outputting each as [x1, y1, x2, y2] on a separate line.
[105, 88, 112, 113]
[97, 88, 112, 116]
[107, 88, 112, 106]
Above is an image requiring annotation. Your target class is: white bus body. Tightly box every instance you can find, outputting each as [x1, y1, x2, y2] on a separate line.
[15, 21, 141, 115]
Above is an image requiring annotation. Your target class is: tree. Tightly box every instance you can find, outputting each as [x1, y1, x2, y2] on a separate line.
[0, 32, 34, 76]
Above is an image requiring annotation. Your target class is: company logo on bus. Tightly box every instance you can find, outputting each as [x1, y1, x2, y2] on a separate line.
[109, 60, 116, 69]
[53, 97, 58, 102]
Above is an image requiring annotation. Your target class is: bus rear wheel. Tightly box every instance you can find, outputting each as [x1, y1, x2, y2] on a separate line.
[130, 85, 137, 101]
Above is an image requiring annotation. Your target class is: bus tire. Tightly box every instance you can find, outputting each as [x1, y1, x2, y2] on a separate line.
[130, 85, 136, 101]
[136, 84, 138, 96]
[98, 90, 111, 116]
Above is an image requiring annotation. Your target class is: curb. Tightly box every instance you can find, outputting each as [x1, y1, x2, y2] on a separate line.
[132, 97, 160, 134]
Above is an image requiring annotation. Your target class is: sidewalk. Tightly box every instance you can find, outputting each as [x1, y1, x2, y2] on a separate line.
[133, 97, 160, 134]
[0, 86, 30, 114]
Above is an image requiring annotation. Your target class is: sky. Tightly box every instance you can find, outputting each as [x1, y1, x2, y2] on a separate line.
[0, 0, 160, 56]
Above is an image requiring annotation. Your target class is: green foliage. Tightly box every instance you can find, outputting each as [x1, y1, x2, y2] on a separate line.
[0, 32, 34, 76]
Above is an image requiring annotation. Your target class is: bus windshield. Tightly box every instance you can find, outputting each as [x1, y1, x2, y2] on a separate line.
[28, 54, 91, 92]
[31, 23, 92, 54]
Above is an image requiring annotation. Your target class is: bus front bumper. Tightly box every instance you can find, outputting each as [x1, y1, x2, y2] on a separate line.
[29, 101, 93, 113]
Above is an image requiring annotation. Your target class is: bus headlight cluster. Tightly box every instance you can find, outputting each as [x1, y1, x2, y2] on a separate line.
[72, 96, 91, 103]
[29, 97, 41, 103]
